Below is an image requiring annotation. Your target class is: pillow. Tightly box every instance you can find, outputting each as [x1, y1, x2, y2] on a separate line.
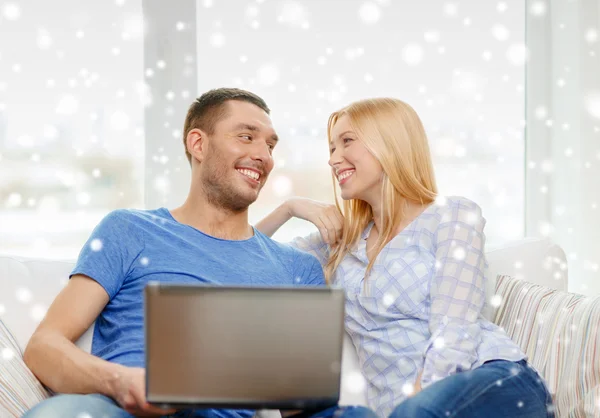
[493, 275, 600, 417]
[0, 319, 50, 417]
[483, 237, 568, 321]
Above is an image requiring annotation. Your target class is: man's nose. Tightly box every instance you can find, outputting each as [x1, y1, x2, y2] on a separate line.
[250, 141, 272, 163]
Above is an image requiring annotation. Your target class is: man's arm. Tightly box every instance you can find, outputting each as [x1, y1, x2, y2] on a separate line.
[24, 274, 116, 395]
[23, 274, 174, 416]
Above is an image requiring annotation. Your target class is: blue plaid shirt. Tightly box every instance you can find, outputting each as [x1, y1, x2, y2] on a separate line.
[291, 196, 525, 417]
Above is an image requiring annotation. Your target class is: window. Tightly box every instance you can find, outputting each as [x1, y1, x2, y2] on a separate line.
[0, 0, 144, 259]
[195, 0, 525, 246]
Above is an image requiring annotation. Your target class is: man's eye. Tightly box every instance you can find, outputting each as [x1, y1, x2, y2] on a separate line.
[241, 135, 252, 140]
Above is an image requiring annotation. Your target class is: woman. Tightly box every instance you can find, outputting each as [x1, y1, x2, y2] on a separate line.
[256, 98, 553, 418]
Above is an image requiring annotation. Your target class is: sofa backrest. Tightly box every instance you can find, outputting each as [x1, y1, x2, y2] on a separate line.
[0, 237, 568, 352]
[0, 255, 92, 353]
[484, 237, 568, 320]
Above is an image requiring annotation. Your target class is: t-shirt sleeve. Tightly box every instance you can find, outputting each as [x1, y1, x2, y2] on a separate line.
[293, 251, 326, 287]
[288, 231, 330, 268]
[70, 210, 145, 300]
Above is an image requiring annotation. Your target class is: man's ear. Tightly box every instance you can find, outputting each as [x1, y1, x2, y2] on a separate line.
[186, 128, 207, 163]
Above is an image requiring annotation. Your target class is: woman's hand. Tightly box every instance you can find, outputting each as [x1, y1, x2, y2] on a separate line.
[286, 198, 344, 245]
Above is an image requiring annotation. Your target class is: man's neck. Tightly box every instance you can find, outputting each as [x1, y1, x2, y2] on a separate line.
[170, 195, 254, 241]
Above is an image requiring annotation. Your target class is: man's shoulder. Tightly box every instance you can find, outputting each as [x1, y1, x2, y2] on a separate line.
[100, 207, 166, 227]
[253, 229, 320, 265]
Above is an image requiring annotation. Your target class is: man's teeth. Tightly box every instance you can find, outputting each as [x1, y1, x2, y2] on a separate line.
[237, 169, 260, 181]
[339, 170, 354, 180]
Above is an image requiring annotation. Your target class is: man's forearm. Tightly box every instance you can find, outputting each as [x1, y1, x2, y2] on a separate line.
[24, 331, 121, 397]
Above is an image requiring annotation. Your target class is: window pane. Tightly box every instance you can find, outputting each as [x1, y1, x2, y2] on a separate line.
[196, 0, 525, 247]
[0, 0, 144, 258]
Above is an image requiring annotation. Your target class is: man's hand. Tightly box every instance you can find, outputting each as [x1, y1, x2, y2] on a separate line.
[286, 198, 344, 245]
[108, 365, 177, 417]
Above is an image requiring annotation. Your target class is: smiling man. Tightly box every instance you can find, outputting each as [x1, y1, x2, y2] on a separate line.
[22, 88, 375, 418]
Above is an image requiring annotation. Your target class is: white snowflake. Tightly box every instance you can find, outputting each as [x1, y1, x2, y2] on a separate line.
[2, 3, 20, 20]
[402, 44, 424, 66]
[443, 2, 458, 17]
[257, 64, 280, 86]
[490, 294, 503, 308]
[452, 247, 466, 261]
[530, 1, 547, 17]
[344, 371, 366, 394]
[402, 382, 414, 395]
[90, 239, 103, 252]
[37, 28, 53, 50]
[585, 28, 598, 44]
[491, 24, 510, 41]
[76, 192, 91, 206]
[584, 92, 600, 119]
[210, 32, 226, 48]
[1, 348, 15, 361]
[5, 192, 22, 208]
[358, 2, 381, 25]
[382, 293, 395, 308]
[277, 1, 308, 28]
[30, 305, 47, 322]
[272, 176, 293, 197]
[16, 287, 32, 303]
[506, 43, 528, 66]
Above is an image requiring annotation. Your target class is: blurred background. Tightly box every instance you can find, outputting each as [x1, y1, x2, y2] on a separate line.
[0, 0, 598, 294]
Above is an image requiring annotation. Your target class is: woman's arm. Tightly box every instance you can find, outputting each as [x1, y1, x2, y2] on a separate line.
[420, 197, 487, 389]
[255, 197, 344, 245]
[255, 201, 294, 237]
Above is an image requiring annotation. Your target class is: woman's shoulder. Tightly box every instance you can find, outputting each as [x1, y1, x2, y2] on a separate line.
[432, 195, 483, 215]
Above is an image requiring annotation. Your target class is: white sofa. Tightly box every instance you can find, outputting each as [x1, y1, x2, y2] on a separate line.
[0, 238, 576, 415]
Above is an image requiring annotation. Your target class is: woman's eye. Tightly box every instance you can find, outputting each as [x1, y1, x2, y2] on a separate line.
[343, 137, 353, 144]
[330, 147, 336, 154]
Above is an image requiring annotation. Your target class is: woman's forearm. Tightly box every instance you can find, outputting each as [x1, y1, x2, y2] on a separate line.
[255, 201, 293, 237]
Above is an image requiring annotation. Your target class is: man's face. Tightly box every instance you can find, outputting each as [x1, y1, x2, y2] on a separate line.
[200, 100, 278, 212]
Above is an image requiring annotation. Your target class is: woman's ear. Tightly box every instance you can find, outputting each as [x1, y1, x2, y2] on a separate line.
[187, 128, 206, 163]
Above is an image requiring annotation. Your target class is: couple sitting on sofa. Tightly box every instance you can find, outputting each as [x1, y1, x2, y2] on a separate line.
[22, 88, 554, 418]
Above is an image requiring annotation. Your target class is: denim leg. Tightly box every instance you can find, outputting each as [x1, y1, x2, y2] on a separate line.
[22, 393, 135, 418]
[389, 360, 554, 418]
[286, 405, 377, 418]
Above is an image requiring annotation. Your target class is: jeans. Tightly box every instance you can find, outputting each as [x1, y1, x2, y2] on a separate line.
[22, 394, 377, 418]
[389, 359, 554, 418]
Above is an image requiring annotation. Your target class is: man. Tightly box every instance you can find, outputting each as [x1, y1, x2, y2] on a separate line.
[23, 88, 375, 418]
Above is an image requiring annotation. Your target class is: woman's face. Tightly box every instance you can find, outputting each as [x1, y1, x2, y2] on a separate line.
[328, 115, 384, 203]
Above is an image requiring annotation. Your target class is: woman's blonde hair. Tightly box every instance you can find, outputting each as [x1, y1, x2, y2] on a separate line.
[324, 98, 438, 284]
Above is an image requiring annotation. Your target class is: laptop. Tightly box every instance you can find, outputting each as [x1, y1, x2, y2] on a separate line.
[145, 282, 346, 411]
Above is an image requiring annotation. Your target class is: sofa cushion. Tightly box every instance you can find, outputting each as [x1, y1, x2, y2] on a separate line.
[0, 319, 50, 417]
[493, 275, 600, 417]
[483, 237, 568, 320]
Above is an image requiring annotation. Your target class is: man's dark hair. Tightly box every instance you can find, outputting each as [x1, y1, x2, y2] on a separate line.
[182, 88, 270, 164]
